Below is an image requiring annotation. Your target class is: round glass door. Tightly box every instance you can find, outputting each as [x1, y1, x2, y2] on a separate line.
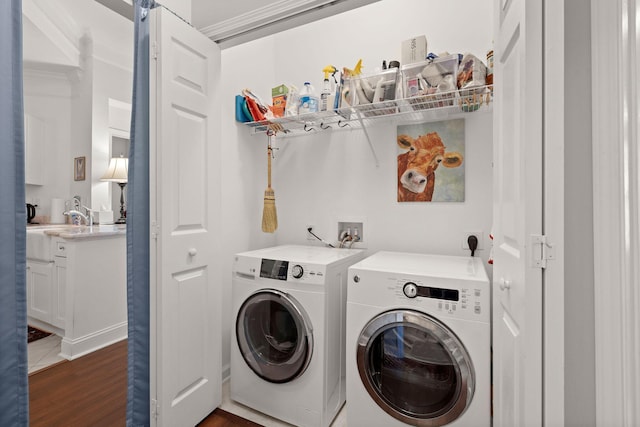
[236, 289, 313, 383]
[356, 309, 475, 427]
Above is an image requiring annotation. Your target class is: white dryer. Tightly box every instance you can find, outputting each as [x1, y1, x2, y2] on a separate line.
[346, 251, 491, 427]
[231, 245, 365, 427]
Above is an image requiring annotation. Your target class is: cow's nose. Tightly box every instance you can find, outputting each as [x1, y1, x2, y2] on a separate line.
[419, 178, 426, 184]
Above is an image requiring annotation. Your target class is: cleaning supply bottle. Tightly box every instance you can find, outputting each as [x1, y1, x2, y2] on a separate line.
[320, 65, 337, 111]
[298, 82, 319, 114]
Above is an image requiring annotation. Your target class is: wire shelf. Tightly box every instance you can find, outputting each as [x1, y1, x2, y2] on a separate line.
[243, 85, 493, 138]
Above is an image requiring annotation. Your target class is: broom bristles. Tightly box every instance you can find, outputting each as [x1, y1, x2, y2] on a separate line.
[261, 189, 277, 233]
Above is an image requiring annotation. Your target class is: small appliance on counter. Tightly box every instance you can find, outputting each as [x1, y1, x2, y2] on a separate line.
[26, 203, 37, 224]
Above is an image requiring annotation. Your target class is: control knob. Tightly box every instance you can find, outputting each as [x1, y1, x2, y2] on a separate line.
[403, 282, 418, 298]
[291, 265, 304, 279]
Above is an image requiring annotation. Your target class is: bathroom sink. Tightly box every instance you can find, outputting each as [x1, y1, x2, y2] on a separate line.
[26, 225, 75, 261]
[26, 229, 53, 261]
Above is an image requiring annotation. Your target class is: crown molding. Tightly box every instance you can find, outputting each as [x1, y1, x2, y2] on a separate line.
[23, 0, 82, 68]
[199, 0, 379, 48]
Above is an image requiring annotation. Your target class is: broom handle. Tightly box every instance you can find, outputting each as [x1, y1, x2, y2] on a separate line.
[267, 144, 272, 188]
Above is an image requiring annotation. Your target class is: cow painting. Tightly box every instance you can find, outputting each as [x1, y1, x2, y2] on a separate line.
[397, 131, 463, 202]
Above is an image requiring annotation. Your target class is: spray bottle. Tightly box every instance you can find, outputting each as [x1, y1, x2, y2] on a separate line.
[320, 65, 337, 111]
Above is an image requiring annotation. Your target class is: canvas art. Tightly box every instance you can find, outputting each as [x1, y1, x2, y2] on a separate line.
[397, 119, 465, 202]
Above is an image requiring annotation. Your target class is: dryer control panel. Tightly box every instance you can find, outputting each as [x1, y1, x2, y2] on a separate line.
[392, 277, 487, 320]
[398, 280, 485, 317]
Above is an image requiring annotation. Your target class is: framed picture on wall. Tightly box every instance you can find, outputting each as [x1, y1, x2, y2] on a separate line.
[74, 156, 86, 181]
[397, 119, 465, 202]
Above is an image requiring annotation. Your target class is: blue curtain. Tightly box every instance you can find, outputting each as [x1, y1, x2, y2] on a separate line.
[0, 0, 29, 426]
[127, 1, 155, 425]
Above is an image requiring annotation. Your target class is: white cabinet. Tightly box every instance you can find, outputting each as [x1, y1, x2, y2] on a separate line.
[24, 113, 45, 186]
[26, 255, 65, 330]
[58, 235, 127, 360]
[26, 260, 54, 323]
[26, 227, 126, 359]
[52, 255, 67, 329]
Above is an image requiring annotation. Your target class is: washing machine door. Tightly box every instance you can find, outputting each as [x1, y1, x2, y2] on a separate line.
[236, 289, 313, 383]
[356, 309, 475, 427]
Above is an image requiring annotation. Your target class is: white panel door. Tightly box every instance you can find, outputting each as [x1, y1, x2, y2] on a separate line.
[492, 0, 543, 426]
[151, 6, 222, 426]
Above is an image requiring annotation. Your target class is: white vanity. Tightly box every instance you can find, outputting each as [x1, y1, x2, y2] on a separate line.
[26, 224, 127, 360]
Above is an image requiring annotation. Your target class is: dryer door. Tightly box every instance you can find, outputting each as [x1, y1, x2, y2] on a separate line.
[236, 289, 313, 383]
[356, 309, 475, 427]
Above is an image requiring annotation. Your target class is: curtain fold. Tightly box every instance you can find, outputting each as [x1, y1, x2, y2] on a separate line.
[0, 0, 29, 426]
[127, 0, 154, 425]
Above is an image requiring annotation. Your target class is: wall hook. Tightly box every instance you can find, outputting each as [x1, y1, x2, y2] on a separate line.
[338, 120, 350, 128]
[304, 123, 315, 132]
[320, 122, 331, 130]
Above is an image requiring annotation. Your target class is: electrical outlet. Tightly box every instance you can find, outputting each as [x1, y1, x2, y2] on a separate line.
[306, 225, 316, 241]
[338, 221, 364, 242]
[461, 231, 484, 250]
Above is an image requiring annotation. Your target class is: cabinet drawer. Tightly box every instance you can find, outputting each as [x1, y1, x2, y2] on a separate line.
[55, 240, 68, 257]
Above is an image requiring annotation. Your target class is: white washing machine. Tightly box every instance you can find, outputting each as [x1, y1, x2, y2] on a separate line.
[230, 245, 365, 427]
[346, 251, 491, 427]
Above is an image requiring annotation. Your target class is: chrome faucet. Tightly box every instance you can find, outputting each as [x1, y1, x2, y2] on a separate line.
[63, 209, 93, 227]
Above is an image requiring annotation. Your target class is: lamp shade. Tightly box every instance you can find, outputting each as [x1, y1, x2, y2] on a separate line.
[100, 156, 128, 183]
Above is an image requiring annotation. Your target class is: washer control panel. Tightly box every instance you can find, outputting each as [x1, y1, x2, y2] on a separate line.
[255, 258, 325, 284]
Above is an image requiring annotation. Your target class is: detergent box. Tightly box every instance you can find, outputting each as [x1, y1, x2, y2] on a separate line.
[401, 35, 428, 65]
[271, 84, 289, 118]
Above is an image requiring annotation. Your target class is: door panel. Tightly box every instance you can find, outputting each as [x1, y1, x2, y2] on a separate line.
[492, 0, 543, 425]
[152, 6, 222, 426]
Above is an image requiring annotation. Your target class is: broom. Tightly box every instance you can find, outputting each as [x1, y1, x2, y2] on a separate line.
[261, 133, 277, 233]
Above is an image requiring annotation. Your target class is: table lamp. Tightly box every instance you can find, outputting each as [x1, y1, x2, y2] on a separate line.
[100, 155, 128, 224]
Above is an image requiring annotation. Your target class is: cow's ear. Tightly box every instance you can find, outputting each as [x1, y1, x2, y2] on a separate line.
[397, 134, 414, 149]
[442, 151, 463, 168]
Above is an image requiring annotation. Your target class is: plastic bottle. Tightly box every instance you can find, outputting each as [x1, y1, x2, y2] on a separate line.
[285, 84, 299, 116]
[298, 82, 319, 114]
[320, 65, 337, 111]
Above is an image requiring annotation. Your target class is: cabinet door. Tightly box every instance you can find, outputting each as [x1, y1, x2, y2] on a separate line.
[26, 260, 53, 323]
[51, 256, 67, 329]
[24, 113, 45, 186]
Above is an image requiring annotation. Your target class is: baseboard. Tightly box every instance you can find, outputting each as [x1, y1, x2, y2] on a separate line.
[222, 363, 230, 383]
[60, 321, 128, 360]
[27, 317, 64, 337]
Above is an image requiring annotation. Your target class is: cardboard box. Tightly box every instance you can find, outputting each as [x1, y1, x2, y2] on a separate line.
[401, 35, 428, 65]
[271, 84, 289, 118]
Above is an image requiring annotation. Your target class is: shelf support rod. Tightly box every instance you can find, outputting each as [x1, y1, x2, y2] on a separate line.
[354, 110, 380, 167]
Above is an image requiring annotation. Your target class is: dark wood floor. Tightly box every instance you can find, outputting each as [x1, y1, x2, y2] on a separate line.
[28, 340, 260, 427]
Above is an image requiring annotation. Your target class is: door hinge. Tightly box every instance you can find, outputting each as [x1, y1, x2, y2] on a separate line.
[151, 398, 159, 420]
[531, 234, 555, 268]
[152, 41, 159, 60]
[151, 221, 159, 240]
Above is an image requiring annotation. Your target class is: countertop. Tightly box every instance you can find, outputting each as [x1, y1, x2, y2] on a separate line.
[27, 224, 126, 240]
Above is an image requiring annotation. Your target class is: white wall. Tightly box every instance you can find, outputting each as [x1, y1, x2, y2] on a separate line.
[24, 69, 73, 219]
[23, 1, 133, 221]
[91, 59, 132, 213]
[220, 0, 494, 376]
[69, 35, 94, 210]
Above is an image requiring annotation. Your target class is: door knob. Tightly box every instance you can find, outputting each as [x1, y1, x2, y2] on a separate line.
[499, 278, 511, 291]
[188, 248, 197, 257]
